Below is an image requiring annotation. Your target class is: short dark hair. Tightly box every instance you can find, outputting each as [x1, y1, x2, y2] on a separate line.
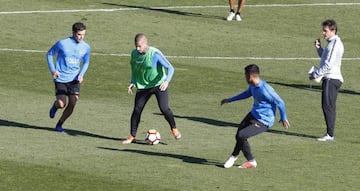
[72, 22, 86, 33]
[245, 64, 260, 75]
[134, 33, 147, 43]
[322, 19, 337, 34]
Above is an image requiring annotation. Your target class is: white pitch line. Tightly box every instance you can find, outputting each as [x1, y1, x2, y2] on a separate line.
[0, 3, 359, 15]
[1, 48, 359, 61]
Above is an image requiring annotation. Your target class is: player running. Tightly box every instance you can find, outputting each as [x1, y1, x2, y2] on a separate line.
[46, 22, 91, 132]
[221, 64, 290, 168]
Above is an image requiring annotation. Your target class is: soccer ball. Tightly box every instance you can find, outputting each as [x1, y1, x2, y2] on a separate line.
[145, 129, 161, 145]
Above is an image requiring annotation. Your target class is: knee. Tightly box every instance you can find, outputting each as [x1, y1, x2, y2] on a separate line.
[236, 132, 247, 141]
[160, 107, 171, 115]
[56, 100, 66, 109]
[132, 106, 142, 115]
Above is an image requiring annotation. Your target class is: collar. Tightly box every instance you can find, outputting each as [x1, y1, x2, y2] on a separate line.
[327, 35, 338, 42]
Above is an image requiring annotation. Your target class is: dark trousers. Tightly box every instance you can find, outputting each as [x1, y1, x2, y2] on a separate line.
[130, 86, 176, 137]
[232, 113, 268, 161]
[322, 79, 342, 137]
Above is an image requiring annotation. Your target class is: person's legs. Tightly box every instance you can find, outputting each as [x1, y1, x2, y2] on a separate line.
[224, 117, 268, 168]
[236, 126, 267, 160]
[321, 79, 342, 137]
[56, 95, 78, 128]
[154, 88, 176, 129]
[227, 0, 236, 21]
[229, 0, 235, 11]
[236, 0, 246, 13]
[232, 118, 268, 160]
[231, 113, 254, 156]
[234, 0, 245, 21]
[224, 113, 262, 168]
[54, 95, 67, 109]
[54, 81, 80, 132]
[130, 89, 152, 137]
[154, 87, 181, 139]
[49, 82, 68, 118]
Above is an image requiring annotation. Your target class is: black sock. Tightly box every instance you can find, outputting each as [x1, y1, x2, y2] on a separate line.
[236, 12, 241, 15]
[230, 9, 235, 13]
[56, 121, 64, 127]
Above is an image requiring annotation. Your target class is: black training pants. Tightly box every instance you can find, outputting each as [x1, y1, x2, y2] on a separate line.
[322, 78, 342, 137]
[231, 112, 268, 161]
[130, 86, 176, 137]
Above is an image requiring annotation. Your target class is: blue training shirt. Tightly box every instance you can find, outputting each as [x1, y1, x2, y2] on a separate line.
[227, 80, 287, 127]
[46, 37, 91, 83]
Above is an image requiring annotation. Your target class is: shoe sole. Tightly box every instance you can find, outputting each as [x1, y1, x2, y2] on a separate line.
[317, 139, 334, 142]
[55, 129, 64, 133]
[238, 166, 256, 169]
[224, 164, 234, 168]
[122, 139, 136, 144]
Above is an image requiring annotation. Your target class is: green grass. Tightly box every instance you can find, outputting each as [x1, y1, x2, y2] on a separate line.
[1, 0, 360, 190]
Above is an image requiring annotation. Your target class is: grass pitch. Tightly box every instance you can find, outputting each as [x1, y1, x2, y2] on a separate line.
[0, 0, 360, 190]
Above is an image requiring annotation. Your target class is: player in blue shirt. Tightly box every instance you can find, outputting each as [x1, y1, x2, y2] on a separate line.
[221, 64, 290, 168]
[46, 22, 91, 132]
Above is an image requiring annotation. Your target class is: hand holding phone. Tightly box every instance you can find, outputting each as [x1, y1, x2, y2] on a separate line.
[314, 38, 321, 48]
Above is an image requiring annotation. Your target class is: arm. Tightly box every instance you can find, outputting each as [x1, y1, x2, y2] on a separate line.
[314, 40, 339, 78]
[316, 47, 323, 57]
[264, 84, 290, 128]
[78, 47, 91, 83]
[128, 51, 136, 94]
[314, 38, 323, 57]
[152, 51, 174, 91]
[221, 87, 251, 105]
[152, 51, 174, 82]
[46, 43, 60, 79]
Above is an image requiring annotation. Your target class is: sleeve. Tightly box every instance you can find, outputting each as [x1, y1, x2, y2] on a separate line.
[79, 46, 91, 76]
[129, 50, 135, 84]
[316, 47, 323, 57]
[152, 51, 174, 82]
[314, 40, 338, 78]
[264, 84, 287, 121]
[46, 42, 59, 74]
[227, 87, 252, 102]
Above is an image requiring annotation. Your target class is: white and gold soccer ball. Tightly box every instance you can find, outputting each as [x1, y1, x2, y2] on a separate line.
[145, 129, 161, 145]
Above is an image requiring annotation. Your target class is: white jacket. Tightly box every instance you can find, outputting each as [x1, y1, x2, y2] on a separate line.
[315, 35, 344, 82]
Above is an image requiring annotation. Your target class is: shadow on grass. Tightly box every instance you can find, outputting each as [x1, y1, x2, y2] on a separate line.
[121, 139, 169, 145]
[169, 114, 318, 139]
[0, 119, 122, 141]
[102, 2, 225, 20]
[268, 81, 360, 95]
[97, 147, 223, 167]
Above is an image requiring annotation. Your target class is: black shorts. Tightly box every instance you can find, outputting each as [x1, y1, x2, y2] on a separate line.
[54, 81, 80, 96]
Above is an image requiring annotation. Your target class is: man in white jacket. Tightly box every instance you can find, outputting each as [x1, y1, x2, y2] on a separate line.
[310, 19, 344, 141]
